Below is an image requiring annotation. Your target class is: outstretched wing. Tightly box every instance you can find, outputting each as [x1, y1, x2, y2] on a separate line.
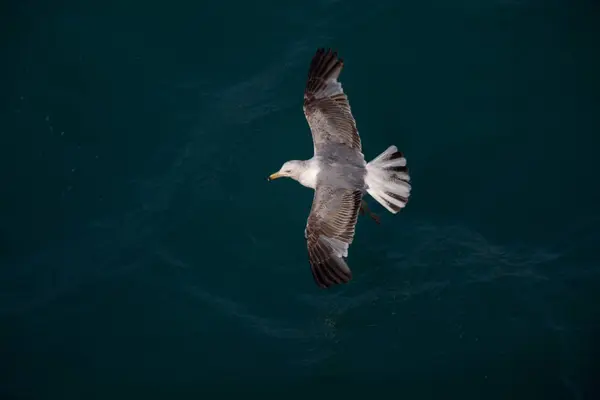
[304, 185, 363, 288]
[303, 48, 362, 154]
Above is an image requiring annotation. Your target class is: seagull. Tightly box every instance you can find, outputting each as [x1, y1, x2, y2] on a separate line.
[267, 48, 411, 288]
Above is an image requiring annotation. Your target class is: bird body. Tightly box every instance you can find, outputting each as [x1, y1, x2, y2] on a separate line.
[268, 48, 411, 288]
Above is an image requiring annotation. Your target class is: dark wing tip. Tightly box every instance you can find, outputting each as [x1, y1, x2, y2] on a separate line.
[310, 257, 352, 289]
[306, 48, 344, 90]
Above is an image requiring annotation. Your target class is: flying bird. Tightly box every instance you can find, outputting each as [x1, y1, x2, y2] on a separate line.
[268, 48, 411, 288]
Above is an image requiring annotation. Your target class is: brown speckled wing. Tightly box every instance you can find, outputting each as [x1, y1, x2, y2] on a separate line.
[303, 48, 362, 153]
[304, 185, 363, 288]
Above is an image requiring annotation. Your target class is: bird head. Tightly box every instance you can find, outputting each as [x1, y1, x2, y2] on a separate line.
[267, 160, 302, 181]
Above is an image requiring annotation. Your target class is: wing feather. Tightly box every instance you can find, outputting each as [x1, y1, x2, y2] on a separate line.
[303, 48, 362, 153]
[304, 185, 363, 288]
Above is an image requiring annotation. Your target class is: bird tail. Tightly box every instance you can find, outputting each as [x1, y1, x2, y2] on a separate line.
[365, 145, 411, 214]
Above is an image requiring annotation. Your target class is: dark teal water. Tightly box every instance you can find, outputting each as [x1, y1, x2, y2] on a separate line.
[2, 1, 599, 398]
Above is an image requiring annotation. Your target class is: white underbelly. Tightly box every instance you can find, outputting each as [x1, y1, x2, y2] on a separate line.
[299, 165, 319, 189]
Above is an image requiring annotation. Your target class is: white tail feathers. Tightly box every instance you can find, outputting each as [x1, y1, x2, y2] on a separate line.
[365, 145, 411, 214]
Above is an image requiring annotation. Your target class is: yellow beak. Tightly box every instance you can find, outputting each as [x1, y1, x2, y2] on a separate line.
[267, 172, 283, 181]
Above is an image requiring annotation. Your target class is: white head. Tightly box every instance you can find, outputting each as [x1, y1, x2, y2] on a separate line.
[268, 160, 305, 182]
